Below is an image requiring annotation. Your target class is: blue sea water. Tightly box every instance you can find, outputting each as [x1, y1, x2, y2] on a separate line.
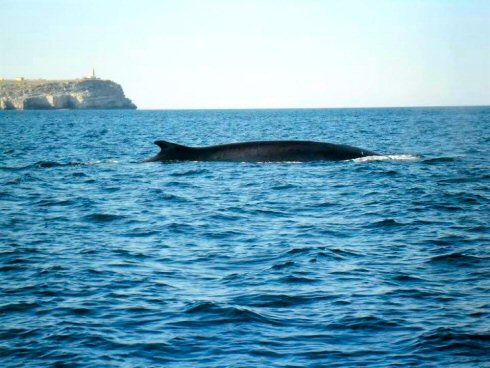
[0, 107, 489, 367]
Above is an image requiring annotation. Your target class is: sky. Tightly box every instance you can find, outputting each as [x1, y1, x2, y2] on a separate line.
[1, 0, 489, 109]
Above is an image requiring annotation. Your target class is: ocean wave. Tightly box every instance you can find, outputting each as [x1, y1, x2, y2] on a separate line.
[391, 274, 426, 283]
[236, 292, 331, 308]
[0, 159, 119, 171]
[179, 301, 283, 326]
[428, 252, 487, 266]
[331, 315, 400, 331]
[0, 301, 41, 314]
[83, 213, 127, 222]
[414, 327, 490, 353]
[421, 157, 459, 164]
[279, 275, 318, 283]
[271, 183, 298, 190]
[369, 218, 405, 227]
[35, 198, 76, 207]
[271, 260, 296, 270]
[169, 169, 211, 177]
[286, 247, 313, 255]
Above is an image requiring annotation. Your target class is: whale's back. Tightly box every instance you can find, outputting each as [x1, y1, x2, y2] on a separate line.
[145, 140, 378, 162]
[194, 141, 376, 162]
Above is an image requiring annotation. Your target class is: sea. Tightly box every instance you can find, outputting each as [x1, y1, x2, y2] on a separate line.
[1, 107, 489, 367]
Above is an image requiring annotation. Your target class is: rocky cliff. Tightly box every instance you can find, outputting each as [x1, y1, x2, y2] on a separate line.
[0, 79, 136, 110]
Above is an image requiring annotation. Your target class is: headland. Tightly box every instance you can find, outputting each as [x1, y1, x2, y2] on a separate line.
[0, 75, 136, 110]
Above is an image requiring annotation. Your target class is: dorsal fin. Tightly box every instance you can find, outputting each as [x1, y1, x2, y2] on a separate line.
[154, 140, 188, 152]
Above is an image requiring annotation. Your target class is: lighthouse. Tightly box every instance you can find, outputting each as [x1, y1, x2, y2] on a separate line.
[83, 68, 99, 80]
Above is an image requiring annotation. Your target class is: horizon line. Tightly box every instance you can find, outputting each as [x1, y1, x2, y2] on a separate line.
[1, 104, 488, 112]
[135, 104, 489, 111]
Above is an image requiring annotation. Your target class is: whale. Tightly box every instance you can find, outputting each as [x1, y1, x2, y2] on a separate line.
[144, 140, 379, 162]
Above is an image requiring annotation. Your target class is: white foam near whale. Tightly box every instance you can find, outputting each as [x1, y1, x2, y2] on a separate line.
[353, 154, 420, 163]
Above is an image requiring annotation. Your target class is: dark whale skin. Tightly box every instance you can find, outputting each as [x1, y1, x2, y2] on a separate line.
[144, 140, 379, 163]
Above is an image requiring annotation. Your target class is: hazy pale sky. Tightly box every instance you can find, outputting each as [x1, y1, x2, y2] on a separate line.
[1, 0, 489, 109]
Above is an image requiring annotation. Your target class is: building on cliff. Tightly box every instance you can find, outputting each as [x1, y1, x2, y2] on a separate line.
[84, 68, 98, 80]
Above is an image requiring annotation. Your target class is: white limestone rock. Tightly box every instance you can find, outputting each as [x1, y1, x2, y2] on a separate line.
[0, 79, 137, 110]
